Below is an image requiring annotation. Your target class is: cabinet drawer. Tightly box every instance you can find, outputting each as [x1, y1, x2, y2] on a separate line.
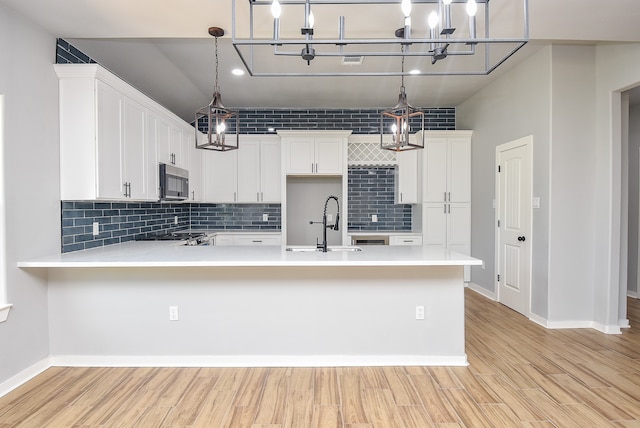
[234, 235, 282, 246]
[214, 234, 282, 246]
[389, 235, 423, 246]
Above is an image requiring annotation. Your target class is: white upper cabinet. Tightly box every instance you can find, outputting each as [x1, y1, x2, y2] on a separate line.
[395, 149, 419, 204]
[201, 136, 280, 203]
[279, 131, 351, 175]
[188, 132, 203, 202]
[122, 97, 148, 200]
[56, 64, 198, 201]
[421, 131, 472, 203]
[202, 149, 238, 203]
[95, 80, 125, 199]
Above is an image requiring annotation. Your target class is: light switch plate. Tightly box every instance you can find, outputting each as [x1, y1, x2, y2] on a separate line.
[92, 222, 99, 236]
[262, 213, 269, 222]
[372, 214, 378, 223]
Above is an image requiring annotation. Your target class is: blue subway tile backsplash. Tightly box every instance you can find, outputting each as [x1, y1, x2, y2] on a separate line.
[61, 201, 283, 253]
[61, 201, 191, 253]
[347, 167, 412, 232]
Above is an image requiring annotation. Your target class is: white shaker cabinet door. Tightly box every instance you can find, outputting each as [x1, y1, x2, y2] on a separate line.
[260, 139, 281, 202]
[122, 97, 147, 200]
[447, 138, 471, 203]
[395, 149, 418, 204]
[423, 137, 448, 202]
[286, 138, 315, 174]
[314, 137, 343, 174]
[237, 139, 261, 202]
[96, 81, 125, 199]
[422, 203, 448, 249]
[202, 149, 238, 202]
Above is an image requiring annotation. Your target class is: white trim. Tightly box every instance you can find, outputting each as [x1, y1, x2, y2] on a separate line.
[529, 317, 623, 334]
[467, 282, 496, 300]
[628, 290, 639, 298]
[0, 93, 9, 320]
[49, 354, 468, 368]
[0, 358, 51, 398]
[0, 303, 12, 323]
[619, 318, 631, 329]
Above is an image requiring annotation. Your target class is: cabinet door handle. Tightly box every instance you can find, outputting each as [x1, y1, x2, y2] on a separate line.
[252, 240, 263, 243]
[234, 192, 237, 202]
[257, 192, 260, 202]
[444, 192, 447, 202]
[444, 204, 447, 214]
[261, 192, 264, 201]
[448, 192, 451, 202]
[192, 190, 195, 200]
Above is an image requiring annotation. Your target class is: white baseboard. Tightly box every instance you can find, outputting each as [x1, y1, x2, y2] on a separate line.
[466, 282, 496, 300]
[49, 354, 469, 368]
[628, 290, 639, 299]
[0, 357, 51, 398]
[529, 317, 622, 334]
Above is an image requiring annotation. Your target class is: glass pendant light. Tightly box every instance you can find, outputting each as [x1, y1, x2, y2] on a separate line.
[195, 27, 239, 152]
[380, 45, 424, 152]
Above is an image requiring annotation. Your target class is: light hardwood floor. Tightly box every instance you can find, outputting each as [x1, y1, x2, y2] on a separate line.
[1, 289, 639, 427]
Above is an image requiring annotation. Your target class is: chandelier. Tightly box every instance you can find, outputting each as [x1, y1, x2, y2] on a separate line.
[231, 0, 529, 77]
[380, 46, 424, 151]
[195, 27, 239, 151]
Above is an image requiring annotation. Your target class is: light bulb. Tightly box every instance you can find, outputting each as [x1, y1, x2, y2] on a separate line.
[428, 10, 439, 29]
[308, 10, 315, 28]
[391, 123, 398, 134]
[271, 0, 281, 18]
[216, 121, 226, 135]
[466, 0, 477, 17]
[401, 0, 412, 17]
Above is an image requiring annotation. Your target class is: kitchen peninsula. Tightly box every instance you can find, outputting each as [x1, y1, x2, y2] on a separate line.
[19, 243, 481, 367]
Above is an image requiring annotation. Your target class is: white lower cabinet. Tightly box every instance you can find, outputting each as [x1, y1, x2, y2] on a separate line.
[213, 233, 282, 246]
[423, 202, 471, 280]
[389, 234, 423, 246]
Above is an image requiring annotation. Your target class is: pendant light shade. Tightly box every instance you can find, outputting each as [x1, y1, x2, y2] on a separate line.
[195, 27, 239, 152]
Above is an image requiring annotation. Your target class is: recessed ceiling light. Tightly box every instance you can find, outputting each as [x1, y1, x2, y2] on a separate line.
[232, 68, 245, 76]
[409, 69, 420, 75]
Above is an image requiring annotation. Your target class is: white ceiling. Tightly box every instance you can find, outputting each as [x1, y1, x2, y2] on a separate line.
[4, 0, 640, 121]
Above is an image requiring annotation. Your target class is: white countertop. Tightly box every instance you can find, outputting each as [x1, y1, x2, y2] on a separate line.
[18, 241, 482, 268]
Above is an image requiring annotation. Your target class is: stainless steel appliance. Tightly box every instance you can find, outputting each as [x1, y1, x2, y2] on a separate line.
[351, 235, 389, 246]
[159, 163, 189, 201]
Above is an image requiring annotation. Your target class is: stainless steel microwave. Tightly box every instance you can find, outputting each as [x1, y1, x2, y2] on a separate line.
[159, 163, 189, 201]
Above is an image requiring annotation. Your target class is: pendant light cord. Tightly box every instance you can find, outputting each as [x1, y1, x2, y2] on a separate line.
[214, 35, 219, 90]
[400, 44, 405, 92]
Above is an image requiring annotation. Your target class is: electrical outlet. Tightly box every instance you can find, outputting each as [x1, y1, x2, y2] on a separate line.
[262, 213, 269, 222]
[372, 214, 378, 223]
[415, 305, 425, 320]
[92, 222, 99, 236]
[174, 216, 178, 225]
[169, 306, 179, 321]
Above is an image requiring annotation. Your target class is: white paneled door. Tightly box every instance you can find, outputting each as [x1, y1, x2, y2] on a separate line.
[496, 136, 532, 316]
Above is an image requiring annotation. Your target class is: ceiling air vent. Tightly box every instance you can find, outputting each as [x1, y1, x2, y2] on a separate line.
[342, 55, 364, 66]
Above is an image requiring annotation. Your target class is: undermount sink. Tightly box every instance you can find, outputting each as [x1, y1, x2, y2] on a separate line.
[286, 246, 362, 252]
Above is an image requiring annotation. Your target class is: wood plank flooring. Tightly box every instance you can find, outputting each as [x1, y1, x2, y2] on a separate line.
[1, 289, 639, 427]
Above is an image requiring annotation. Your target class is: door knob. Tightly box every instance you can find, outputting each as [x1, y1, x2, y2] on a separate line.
[517, 236, 526, 242]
